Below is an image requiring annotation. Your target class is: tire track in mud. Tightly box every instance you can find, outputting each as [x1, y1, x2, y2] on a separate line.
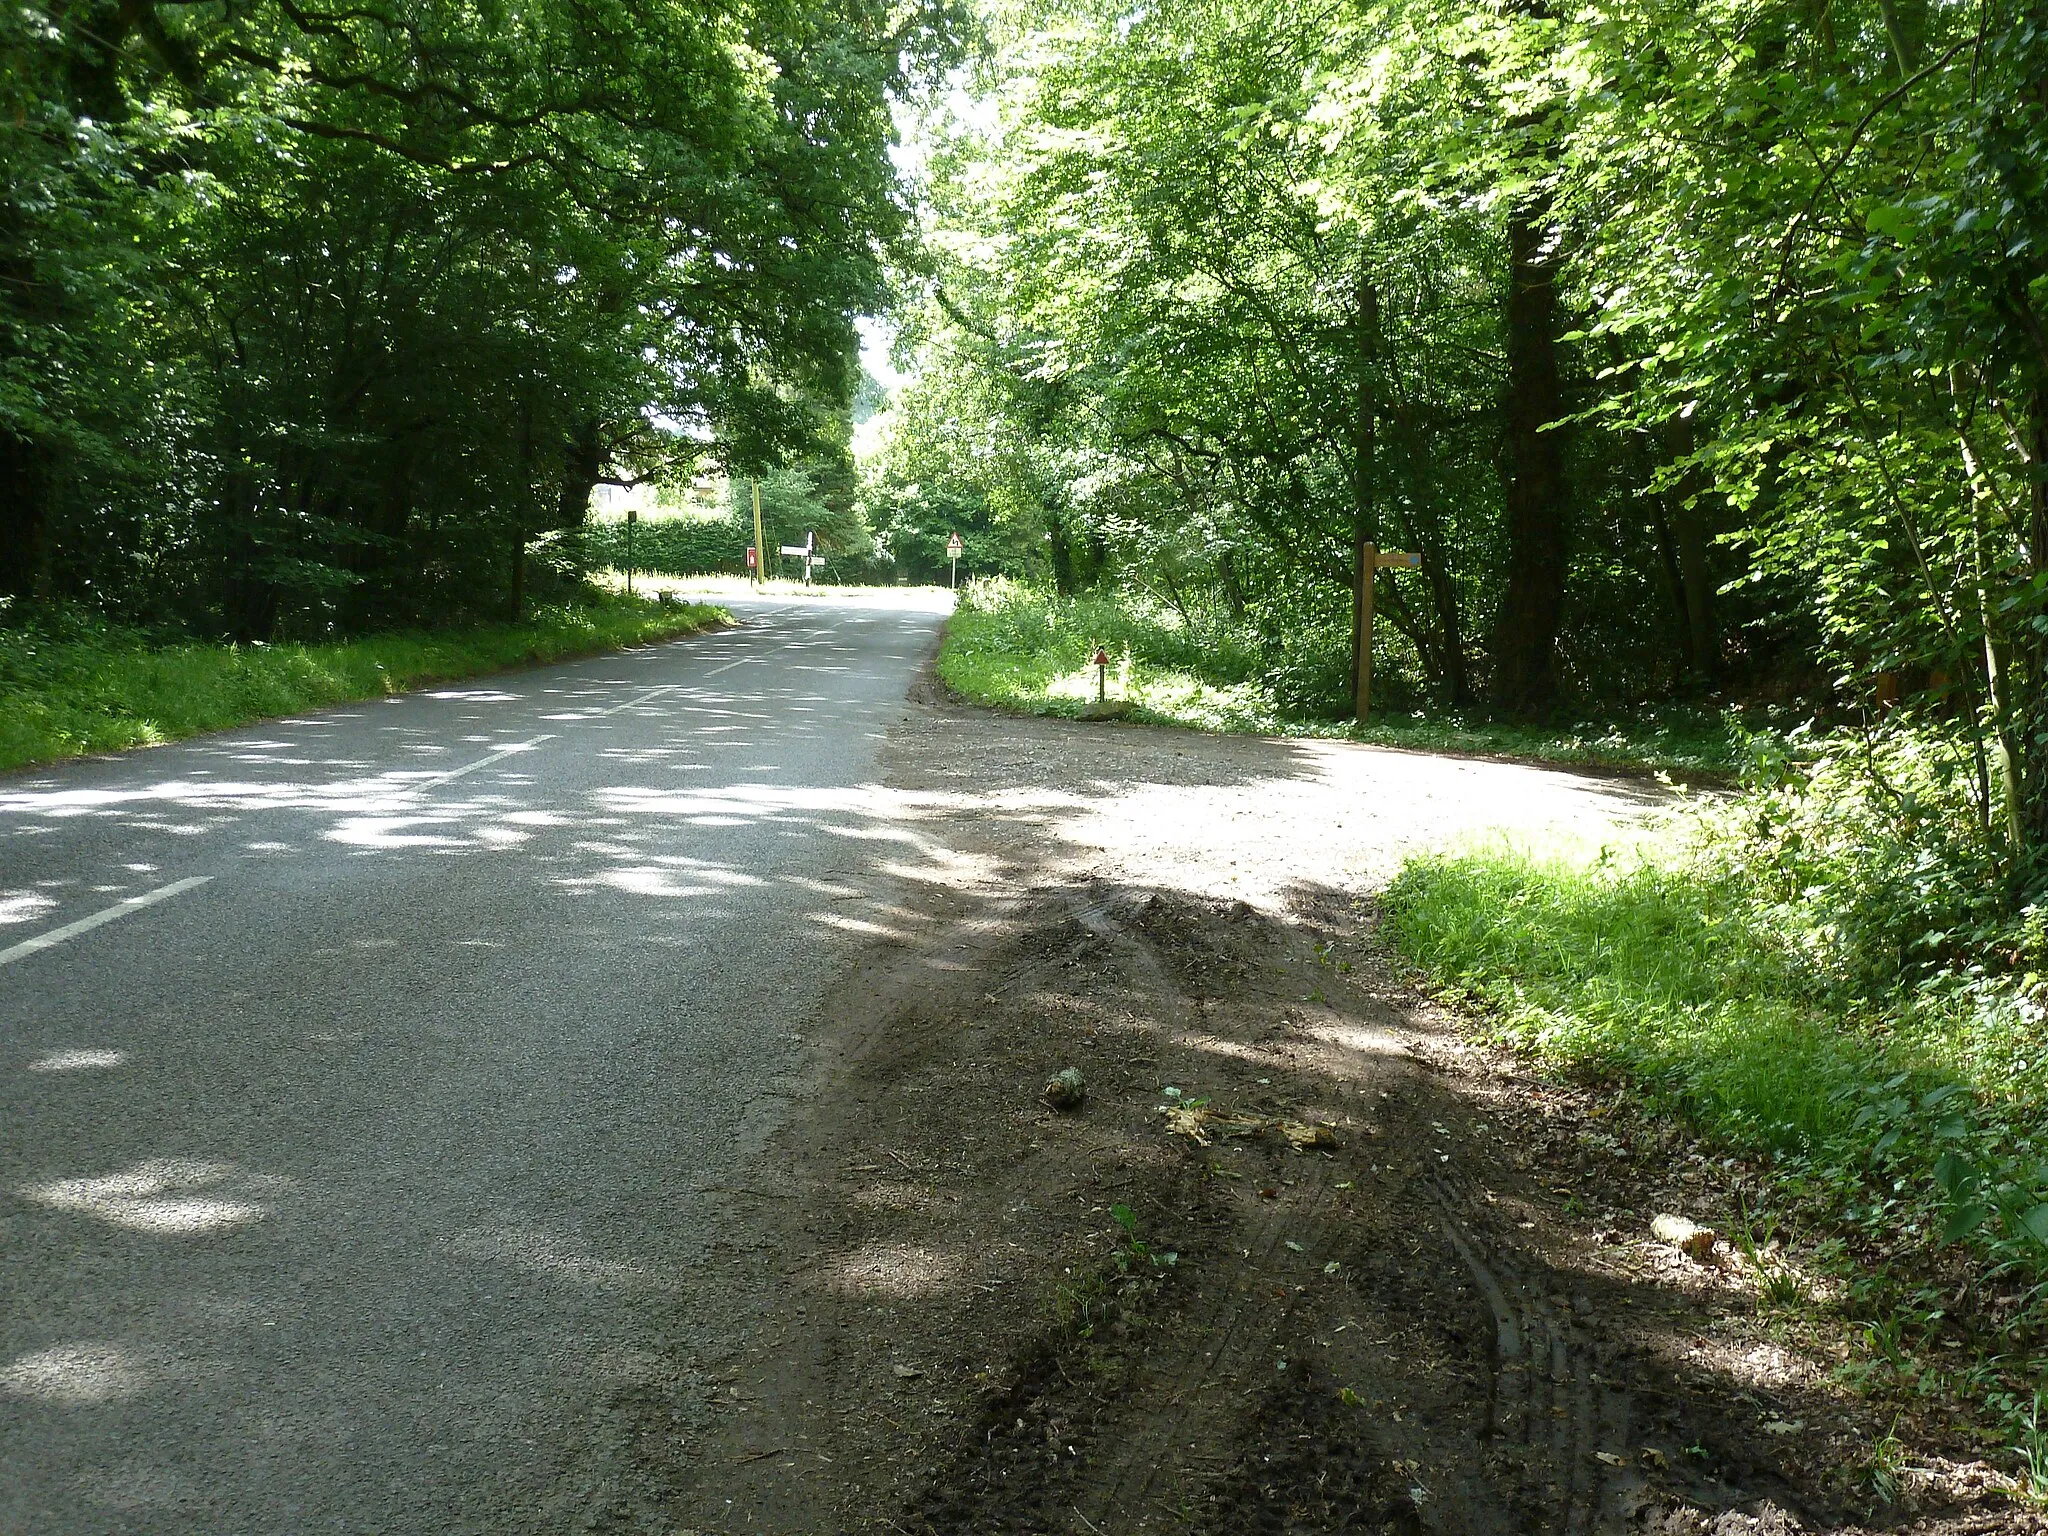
[1066, 888, 1299, 1533]
[1431, 1168, 1640, 1533]
[897, 888, 1548, 1536]
[1067, 890, 1464, 1535]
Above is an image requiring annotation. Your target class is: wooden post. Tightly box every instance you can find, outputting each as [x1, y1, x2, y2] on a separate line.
[1356, 548, 1423, 724]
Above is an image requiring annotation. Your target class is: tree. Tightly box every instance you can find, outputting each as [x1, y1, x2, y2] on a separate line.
[0, 0, 960, 631]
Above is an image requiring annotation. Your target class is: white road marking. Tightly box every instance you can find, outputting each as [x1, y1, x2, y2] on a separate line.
[399, 735, 555, 797]
[0, 877, 213, 968]
[702, 614, 809, 677]
[593, 684, 679, 718]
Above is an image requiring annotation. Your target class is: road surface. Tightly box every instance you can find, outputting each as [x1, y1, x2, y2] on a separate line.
[0, 590, 949, 1535]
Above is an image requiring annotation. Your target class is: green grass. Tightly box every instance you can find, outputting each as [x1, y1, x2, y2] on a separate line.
[1382, 826, 2048, 1460]
[1382, 830, 1893, 1144]
[0, 596, 728, 774]
[936, 579, 1740, 779]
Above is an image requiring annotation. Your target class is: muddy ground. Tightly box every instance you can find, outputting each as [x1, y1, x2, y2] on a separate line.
[648, 689, 2037, 1536]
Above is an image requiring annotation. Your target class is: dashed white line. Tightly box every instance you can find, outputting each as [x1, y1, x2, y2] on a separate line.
[0, 877, 214, 968]
[593, 684, 679, 718]
[398, 735, 556, 797]
[702, 615, 812, 677]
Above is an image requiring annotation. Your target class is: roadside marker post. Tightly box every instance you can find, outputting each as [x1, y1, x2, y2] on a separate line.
[751, 481, 767, 589]
[946, 531, 963, 589]
[625, 507, 637, 597]
[1355, 543, 1422, 724]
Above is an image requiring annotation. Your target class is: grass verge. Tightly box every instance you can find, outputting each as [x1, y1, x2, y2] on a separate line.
[1382, 826, 2048, 1477]
[936, 579, 1739, 779]
[0, 596, 728, 775]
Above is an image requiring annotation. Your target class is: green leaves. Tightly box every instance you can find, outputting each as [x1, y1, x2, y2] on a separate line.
[4, 0, 938, 628]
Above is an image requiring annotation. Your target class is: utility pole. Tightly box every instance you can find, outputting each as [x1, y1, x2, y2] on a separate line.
[751, 481, 767, 589]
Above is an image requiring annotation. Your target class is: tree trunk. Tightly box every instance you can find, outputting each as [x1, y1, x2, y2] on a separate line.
[1671, 488, 1718, 685]
[1647, 504, 1692, 675]
[1874, 0, 1925, 75]
[1218, 547, 1247, 622]
[1350, 273, 1380, 717]
[1959, 420, 2025, 857]
[556, 417, 603, 531]
[1425, 550, 1470, 705]
[1046, 502, 1075, 596]
[2023, 385, 2048, 846]
[535, 415, 601, 618]
[219, 460, 279, 643]
[1490, 208, 1570, 713]
[0, 430, 50, 600]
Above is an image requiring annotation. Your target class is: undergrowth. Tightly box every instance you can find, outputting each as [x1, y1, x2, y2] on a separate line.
[938, 577, 1741, 778]
[0, 594, 728, 774]
[1383, 728, 2048, 1470]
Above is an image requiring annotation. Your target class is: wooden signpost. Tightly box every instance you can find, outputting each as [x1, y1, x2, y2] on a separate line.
[1355, 542, 1422, 723]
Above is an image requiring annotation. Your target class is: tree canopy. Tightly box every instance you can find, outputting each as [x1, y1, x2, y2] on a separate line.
[2, 0, 960, 634]
[867, 0, 2048, 872]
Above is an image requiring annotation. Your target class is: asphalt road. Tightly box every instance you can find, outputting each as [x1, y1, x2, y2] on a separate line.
[0, 590, 950, 1535]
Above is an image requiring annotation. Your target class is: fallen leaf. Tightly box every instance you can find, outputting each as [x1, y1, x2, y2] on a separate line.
[1162, 1105, 1212, 1143]
[1279, 1120, 1339, 1151]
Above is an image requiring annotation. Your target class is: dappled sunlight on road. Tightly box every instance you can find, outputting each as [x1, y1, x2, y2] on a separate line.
[20, 1157, 287, 1236]
[442, 1226, 683, 1295]
[1, 1342, 157, 1406]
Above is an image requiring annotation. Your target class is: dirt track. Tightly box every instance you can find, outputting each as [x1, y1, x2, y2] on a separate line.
[651, 692, 2037, 1535]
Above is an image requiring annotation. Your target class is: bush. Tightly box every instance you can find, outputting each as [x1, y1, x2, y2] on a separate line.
[1260, 613, 1354, 718]
[582, 516, 751, 577]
